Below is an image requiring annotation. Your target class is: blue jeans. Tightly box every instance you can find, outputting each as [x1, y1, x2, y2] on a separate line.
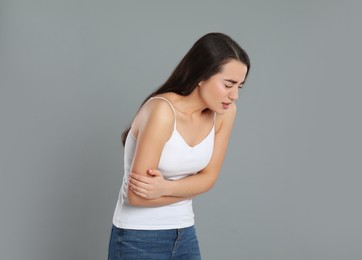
[108, 225, 201, 260]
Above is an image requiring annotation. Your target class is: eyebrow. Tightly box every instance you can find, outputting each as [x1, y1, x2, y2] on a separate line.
[225, 79, 245, 85]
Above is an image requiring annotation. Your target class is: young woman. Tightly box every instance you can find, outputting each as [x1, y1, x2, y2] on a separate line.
[108, 32, 250, 260]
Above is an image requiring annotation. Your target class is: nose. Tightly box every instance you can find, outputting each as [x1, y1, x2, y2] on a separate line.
[229, 87, 239, 101]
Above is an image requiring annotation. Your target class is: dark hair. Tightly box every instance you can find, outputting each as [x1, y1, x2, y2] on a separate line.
[121, 32, 250, 145]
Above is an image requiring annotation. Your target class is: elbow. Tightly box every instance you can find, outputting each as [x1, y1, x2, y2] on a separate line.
[197, 170, 219, 194]
[194, 181, 215, 195]
[203, 178, 217, 193]
[126, 188, 142, 206]
[204, 183, 215, 193]
[127, 196, 137, 206]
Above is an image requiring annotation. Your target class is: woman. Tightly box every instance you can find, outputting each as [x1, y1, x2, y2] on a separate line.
[108, 32, 250, 259]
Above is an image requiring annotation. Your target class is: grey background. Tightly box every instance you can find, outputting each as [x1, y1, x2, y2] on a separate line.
[1, 0, 361, 259]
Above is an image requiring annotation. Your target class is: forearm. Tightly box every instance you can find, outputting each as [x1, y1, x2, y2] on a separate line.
[127, 189, 192, 207]
[128, 169, 219, 201]
[166, 171, 217, 198]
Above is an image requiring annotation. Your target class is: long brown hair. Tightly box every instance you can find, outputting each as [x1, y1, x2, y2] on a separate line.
[121, 32, 250, 146]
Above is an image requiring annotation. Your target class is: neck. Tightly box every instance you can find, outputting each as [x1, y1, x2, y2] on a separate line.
[173, 88, 208, 117]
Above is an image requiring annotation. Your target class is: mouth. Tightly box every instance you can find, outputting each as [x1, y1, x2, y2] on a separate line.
[222, 102, 231, 109]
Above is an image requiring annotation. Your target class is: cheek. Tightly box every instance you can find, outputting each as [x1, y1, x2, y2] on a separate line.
[211, 84, 227, 98]
[201, 82, 226, 101]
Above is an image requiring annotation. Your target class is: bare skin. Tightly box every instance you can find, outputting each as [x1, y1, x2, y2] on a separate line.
[126, 59, 248, 207]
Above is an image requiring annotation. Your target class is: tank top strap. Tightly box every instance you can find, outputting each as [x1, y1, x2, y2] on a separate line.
[148, 96, 177, 130]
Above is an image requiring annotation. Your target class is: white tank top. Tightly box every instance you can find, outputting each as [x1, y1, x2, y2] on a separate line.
[112, 97, 215, 230]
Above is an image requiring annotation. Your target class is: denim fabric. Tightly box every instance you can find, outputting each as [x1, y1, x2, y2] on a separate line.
[108, 225, 201, 260]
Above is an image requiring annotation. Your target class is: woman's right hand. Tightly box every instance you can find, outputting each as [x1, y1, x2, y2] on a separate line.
[128, 169, 170, 200]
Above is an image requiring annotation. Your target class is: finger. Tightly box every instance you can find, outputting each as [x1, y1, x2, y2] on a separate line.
[147, 169, 161, 177]
[129, 177, 151, 190]
[129, 182, 149, 198]
[130, 173, 151, 184]
[130, 188, 148, 199]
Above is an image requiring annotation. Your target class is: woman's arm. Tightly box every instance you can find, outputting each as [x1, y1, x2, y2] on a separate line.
[126, 98, 193, 207]
[128, 104, 237, 199]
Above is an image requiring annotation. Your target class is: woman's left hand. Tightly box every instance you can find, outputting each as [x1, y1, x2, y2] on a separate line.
[128, 169, 169, 199]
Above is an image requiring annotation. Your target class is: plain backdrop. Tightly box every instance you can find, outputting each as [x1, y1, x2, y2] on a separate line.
[1, 1, 361, 259]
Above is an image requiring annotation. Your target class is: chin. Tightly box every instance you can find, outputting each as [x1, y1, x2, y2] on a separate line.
[215, 109, 227, 115]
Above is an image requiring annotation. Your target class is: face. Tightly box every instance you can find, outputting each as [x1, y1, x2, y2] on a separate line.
[199, 59, 248, 114]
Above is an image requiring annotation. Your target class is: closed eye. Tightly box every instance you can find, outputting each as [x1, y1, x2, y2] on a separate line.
[224, 79, 245, 89]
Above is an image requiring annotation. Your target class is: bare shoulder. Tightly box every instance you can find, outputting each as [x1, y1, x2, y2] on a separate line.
[131, 97, 175, 139]
[215, 103, 237, 134]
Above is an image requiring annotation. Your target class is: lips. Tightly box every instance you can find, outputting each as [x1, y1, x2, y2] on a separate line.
[222, 102, 231, 109]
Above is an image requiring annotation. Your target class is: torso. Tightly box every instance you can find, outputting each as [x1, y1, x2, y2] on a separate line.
[112, 94, 216, 230]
